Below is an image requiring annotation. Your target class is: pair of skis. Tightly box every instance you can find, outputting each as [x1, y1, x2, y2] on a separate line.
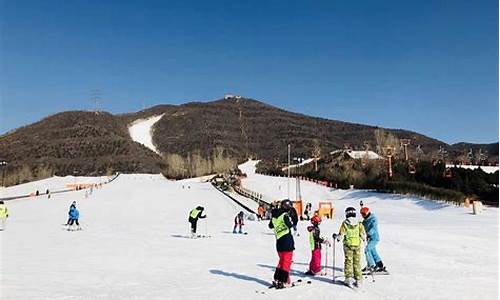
[331, 233, 389, 288]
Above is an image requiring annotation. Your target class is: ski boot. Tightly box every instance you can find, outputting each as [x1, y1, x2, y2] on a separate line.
[375, 261, 386, 272]
[344, 278, 354, 288]
[362, 265, 376, 273]
[354, 279, 362, 288]
[304, 270, 315, 276]
[275, 281, 285, 289]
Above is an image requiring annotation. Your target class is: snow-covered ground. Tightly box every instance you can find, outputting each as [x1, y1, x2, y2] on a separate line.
[1, 161, 498, 299]
[128, 115, 164, 154]
[446, 164, 499, 174]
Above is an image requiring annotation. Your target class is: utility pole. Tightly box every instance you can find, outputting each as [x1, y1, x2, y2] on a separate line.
[287, 144, 291, 200]
[0, 160, 7, 187]
[294, 157, 304, 202]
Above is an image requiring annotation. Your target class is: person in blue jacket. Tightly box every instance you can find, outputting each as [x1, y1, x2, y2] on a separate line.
[360, 207, 386, 272]
[67, 201, 81, 230]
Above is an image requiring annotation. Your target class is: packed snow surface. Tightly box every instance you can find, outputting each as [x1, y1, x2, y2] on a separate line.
[128, 115, 164, 154]
[1, 161, 498, 299]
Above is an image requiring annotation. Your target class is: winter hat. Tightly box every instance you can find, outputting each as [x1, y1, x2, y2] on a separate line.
[197, 206, 204, 211]
[311, 215, 321, 225]
[345, 207, 356, 219]
[360, 207, 370, 218]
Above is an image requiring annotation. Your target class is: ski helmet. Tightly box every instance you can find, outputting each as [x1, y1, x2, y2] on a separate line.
[345, 207, 356, 219]
[281, 199, 293, 210]
[360, 207, 370, 218]
[311, 215, 321, 225]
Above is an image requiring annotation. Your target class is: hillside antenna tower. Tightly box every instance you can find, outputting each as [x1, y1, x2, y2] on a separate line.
[90, 89, 102, 112]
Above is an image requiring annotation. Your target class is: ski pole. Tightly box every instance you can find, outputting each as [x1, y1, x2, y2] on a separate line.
[332, 234, 336, 282]
[325, 241, 328, 276]
[205, 217, 208, 236]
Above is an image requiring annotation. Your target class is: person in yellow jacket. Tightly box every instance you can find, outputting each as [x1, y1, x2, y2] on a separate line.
[0, 200, 9, 231]
[333, 206, 366, 288]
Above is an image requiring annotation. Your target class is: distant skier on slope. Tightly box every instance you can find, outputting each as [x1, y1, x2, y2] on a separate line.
[0, 200, 9, 231]
[233, 211, 244, 234]
[360, 207, 386, 273]
[67, 202, 81, 231]
[66, 201, 77, 225]
[268, 199, 295, 289]
[188, 206, 206, 237]
[333, 207, 366, 288]
[305, 215, 329, 275]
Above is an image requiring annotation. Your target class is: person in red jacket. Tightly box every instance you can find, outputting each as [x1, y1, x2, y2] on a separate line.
[305, 215, 329, 275]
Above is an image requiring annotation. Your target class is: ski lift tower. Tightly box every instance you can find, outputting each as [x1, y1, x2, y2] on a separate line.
[385, 146, 395, 178]
[400, 139, 411, 161]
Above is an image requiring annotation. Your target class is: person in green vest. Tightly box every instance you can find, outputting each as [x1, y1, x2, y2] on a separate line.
[333, 207, 366, 288]
[0, 200, 9, 231]
[188, 206, 206, 237]
[268, 199, 295, 289]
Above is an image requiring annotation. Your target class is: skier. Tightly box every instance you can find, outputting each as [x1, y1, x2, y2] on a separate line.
[188, 206, 206, 237]
[360, 207, 386, 273]
[0, 200, 9, 231]
[333, 207, 366, 288]
[268, 199, 295, 289]
[233, 211, 244, 233]
[257, 205, 265, 221]
[67, 202, 81, 231]
[305, 215, 329, 275]
[66, 201, 77, 225]
[304, 203, 312, 221]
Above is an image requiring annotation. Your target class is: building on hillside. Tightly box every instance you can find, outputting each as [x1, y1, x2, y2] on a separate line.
[330, 149, 382, 160]
[224, 93, 242, 100]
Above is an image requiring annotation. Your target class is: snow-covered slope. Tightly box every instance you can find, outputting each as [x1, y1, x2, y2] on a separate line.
[128, 115, 164, 154]
[1, 164, 498, 299]
[0, 175, 111, 198]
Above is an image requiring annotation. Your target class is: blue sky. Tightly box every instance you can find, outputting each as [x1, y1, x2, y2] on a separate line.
[1, 0, 498, 143]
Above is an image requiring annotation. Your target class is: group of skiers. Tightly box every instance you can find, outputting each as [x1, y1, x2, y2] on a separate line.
[269, 199, 386, 289]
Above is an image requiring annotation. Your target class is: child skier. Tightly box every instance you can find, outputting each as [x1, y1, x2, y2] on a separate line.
[305, 215, 329, 275]
[233, 211, 245, 233]
[66, 201, 77, 225]
[360, 207, 386, 273]
[67, 202, 81, 231]
[268, 199, 295, 289]
[0, 200, 9, 231]
[333, 207, 366, 288]
[188, 206, 206, 237]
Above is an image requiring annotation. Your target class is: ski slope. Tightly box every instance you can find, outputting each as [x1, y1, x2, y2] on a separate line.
[1, 162, 498, 299]
[128, 115, 164, 154]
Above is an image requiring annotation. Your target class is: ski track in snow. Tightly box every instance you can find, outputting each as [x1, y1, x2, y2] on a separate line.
[128, 115, 164, 154]
[0, 161, 498, 299]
